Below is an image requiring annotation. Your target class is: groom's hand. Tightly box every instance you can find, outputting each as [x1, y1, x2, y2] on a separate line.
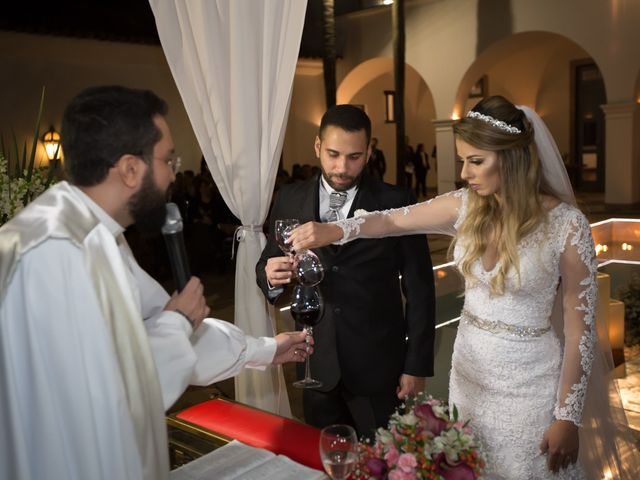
[396, 374, 426, 399]
[265, 256, 295, 287]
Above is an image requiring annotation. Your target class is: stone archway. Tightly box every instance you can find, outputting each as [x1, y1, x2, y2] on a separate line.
[452, 31, 607, 193]
[337, 58, 436, 192]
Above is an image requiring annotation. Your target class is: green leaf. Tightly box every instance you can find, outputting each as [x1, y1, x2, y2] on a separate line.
[11, 130, 20, 178]
[21, 141, 27, 174]
[26, 87, 46, 182]
[0, 136, 5, 165]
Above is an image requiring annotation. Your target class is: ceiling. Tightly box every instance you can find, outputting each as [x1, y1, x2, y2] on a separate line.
[0, 0, 391, 58]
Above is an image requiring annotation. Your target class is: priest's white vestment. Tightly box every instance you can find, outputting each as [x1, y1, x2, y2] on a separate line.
[0, 182, 276, 480]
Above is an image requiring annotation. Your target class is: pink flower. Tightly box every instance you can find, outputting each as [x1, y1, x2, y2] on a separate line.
[390, 425, 403, 442]
[389, 469, 417, 480]
[414, 403, 448, 435]
[397, 453, 418, 472]
[385, 446, 400, 466]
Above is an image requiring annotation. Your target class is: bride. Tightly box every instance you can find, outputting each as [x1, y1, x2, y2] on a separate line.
[288, 96, 639, 479]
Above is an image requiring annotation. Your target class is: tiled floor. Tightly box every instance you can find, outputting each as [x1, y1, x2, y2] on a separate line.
[619, 346, 640, 431]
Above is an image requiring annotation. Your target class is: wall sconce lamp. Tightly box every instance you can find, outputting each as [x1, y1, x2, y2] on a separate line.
[384, 90, 395, 123]
[42, 125, 61, 162]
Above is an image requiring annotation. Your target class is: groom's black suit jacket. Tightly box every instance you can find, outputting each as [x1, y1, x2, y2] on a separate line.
[256, 173, 435, 396]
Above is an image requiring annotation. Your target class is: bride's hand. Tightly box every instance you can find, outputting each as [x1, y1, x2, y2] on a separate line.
[539, 419, 579, 473]
[287, 221, 343, 252]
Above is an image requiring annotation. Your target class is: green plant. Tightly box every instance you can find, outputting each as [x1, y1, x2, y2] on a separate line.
[618, 273, 640, 346]
[0, 88, 58, 225]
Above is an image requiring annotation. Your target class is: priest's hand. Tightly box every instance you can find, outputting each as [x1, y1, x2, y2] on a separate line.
[396, 374, 426, 399]
[271, 331, 314, 364]
[165, 276, 210, 331]
[265, 256, 295, 287]
[539, 419, 579, 473]
[288, 221, 343, 252]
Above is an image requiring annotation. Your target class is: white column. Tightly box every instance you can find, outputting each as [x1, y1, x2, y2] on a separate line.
[601, 102, 640, 205]
[432, 119, 457, 194]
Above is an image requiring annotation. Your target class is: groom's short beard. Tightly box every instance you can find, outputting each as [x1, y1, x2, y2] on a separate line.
[128, 167, 169, 233]
[321, 170, 363, 192]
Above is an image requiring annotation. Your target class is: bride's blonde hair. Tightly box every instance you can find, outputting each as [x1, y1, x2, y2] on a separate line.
[452, 96, 555, 295]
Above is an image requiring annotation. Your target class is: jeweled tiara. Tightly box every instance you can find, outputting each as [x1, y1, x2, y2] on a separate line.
[466, 111, 522, 135]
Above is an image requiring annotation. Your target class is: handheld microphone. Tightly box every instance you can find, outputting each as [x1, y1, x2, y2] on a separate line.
[162, 203, 191, 292]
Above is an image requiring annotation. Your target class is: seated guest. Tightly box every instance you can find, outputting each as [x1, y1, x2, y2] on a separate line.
[0, 85, 310, 480]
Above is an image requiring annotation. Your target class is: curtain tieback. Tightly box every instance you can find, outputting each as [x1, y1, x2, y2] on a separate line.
[231, 224, 264, 259]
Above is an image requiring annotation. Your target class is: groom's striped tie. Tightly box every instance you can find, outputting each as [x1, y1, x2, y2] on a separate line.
[327, 192, 348, 222]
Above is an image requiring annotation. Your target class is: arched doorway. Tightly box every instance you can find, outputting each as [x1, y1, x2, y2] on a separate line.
[452, 31, 607, 193]
[338, 58, 436, 195]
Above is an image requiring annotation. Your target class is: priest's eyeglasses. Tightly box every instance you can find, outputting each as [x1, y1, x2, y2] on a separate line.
[137, 153, 182, 174]
[164, 154, 182, 174]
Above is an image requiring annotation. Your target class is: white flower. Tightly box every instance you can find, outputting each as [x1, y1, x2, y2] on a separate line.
[0, 154, 53, 225]
[354, 209, 369, 217]
[377, 428, 394, 446]
[398, 411, 419, 426]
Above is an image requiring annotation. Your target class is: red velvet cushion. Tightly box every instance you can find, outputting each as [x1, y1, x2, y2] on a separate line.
[176, 399, 322, 471]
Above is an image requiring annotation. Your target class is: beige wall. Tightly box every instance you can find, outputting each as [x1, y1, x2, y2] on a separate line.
[281, 60, 325, 172]
[0, 31, 202, 172]
[468, 33, 589, 157]
[535, 41, 592, 158]
[346, 68, 436, 185]
[338, 0, 640, 116]
[3, 0, 639, 200]
[331, 0, 640, 201]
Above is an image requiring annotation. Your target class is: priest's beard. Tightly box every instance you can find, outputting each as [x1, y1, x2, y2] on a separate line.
[128, 168, 168, 233]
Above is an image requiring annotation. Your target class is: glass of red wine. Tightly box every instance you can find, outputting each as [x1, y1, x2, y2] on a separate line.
[295, 249, 324, 286]
[275, 218, 324, 286]
[275, 219, 299, 256]
[291, 284, 323, 389]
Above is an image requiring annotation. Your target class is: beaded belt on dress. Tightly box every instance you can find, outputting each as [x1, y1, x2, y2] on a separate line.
[461, 309, 551, 338]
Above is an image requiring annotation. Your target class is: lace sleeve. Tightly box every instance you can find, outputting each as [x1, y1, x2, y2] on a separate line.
[333, 188, 466, 244]
[554, 210, 598, 426]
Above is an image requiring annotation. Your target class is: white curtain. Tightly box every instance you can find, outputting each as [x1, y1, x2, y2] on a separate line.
[149, 0, 307, 415]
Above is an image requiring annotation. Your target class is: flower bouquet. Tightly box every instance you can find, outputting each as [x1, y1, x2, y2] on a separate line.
[0, 153, 51, 224]
[348, 392, 485, 480]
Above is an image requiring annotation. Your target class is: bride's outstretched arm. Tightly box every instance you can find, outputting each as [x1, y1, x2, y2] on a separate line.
[288, 189, 465, 252]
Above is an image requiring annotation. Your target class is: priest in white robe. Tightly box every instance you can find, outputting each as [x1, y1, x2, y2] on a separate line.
[0, 85, 308, 480]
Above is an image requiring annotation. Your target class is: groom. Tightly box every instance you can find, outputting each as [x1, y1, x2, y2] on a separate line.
[256, 105, 436, 437]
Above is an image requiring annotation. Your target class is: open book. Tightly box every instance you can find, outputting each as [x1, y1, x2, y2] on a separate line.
[170, 440, 327, 480]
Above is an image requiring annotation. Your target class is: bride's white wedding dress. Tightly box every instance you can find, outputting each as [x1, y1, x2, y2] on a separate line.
[334, 188, 638, 479]
[449, 190, 593, 479]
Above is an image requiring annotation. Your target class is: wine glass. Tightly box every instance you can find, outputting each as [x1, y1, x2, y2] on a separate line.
[275, 218, 299, 256]
[319, 424, 359, 480]
[290, 284, 324, 389]
[295, 249, 325, 286]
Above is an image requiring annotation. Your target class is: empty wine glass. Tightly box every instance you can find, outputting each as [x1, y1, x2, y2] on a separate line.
[290, 284, 324, 389]
[320, 424, 359, 480]
[295, 249, 325, 286]
[275, 219, 299, 256]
